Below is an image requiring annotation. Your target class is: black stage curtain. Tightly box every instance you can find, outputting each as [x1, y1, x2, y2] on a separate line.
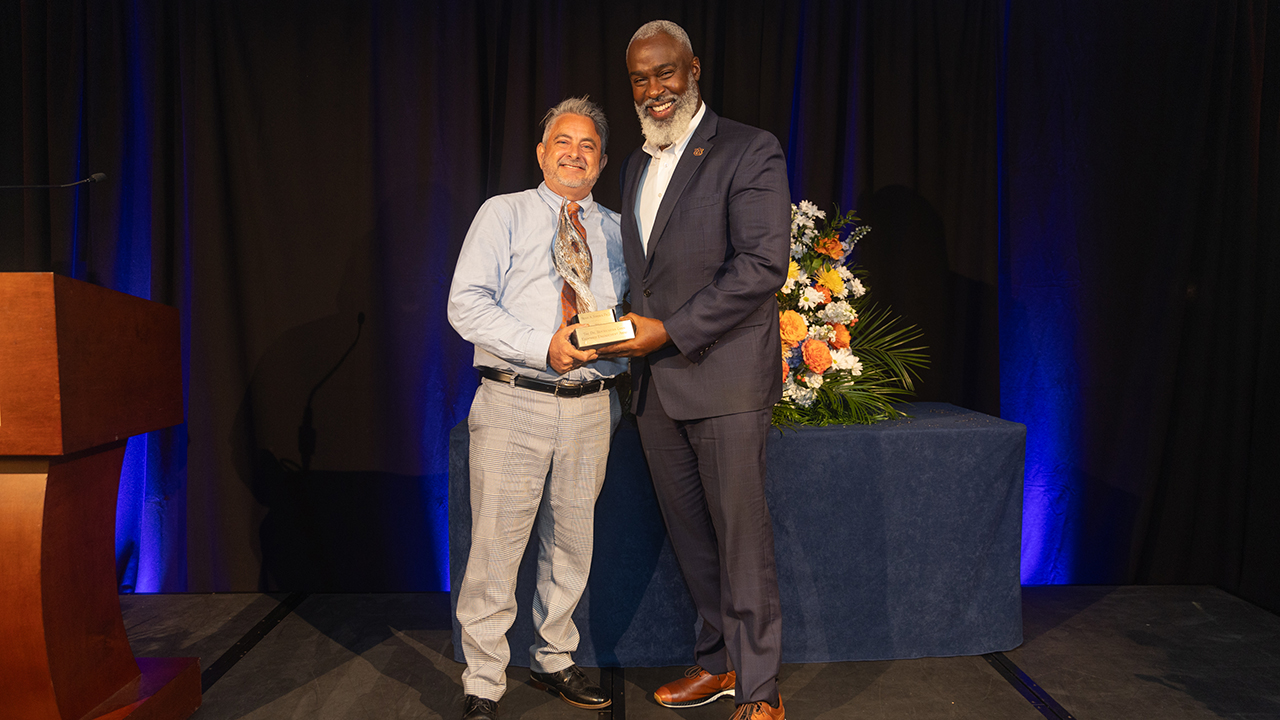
[1003, 1, 1279, 604]
[2, 0, 1276, 612]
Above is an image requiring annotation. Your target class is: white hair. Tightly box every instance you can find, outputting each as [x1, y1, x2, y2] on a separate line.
[627, 20, 693, 57]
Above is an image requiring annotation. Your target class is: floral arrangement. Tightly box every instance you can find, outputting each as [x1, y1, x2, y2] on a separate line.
[775, 201, 928, 426]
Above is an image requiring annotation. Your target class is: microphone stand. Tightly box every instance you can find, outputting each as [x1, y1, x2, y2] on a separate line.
[0, 173, 107, 190]
[298, 312, 366, 471]
[0, 173, 108, 282]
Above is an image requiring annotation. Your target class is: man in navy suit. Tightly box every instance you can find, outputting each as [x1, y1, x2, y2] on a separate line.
[597, 19, 791, 720]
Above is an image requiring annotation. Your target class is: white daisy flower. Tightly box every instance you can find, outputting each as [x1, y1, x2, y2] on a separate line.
[830, 348, 863, 375]
[799, 287, 826, 309]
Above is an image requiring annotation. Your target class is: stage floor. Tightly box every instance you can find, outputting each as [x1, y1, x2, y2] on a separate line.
[121, 586, 1280, 719]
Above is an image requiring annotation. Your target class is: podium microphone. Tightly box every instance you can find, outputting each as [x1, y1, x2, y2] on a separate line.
[0, 172, 107, 190]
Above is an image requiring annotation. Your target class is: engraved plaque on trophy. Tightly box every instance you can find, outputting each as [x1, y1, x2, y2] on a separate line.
[554, 200, 636, 349]
[570, 306, 636, 349]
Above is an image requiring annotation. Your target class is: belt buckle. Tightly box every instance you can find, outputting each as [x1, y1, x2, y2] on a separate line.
[558, 379, 594, 398]
[552, 378, 605, 398]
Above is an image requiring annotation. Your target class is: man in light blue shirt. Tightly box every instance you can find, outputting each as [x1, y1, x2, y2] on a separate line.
[448, 97, 625, 720]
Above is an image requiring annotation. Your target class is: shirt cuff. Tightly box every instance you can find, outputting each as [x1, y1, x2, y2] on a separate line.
[524, 328, 556, 372]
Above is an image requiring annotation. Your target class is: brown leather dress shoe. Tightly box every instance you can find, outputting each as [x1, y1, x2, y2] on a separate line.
[729, 698, 785, 720]
[653, 666, 736, 708]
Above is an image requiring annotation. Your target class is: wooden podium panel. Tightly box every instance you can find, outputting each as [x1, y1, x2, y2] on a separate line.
[0, 273, 198, 720]
[0, 273, 182, 455]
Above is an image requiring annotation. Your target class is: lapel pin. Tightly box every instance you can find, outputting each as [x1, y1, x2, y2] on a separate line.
[693, 147, 705, 156]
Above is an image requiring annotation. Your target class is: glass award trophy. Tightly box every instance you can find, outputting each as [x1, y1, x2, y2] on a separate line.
[554, 200, 635, 349]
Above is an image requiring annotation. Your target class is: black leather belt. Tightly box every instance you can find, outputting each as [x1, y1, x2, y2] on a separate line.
[478, 367, 622, 398]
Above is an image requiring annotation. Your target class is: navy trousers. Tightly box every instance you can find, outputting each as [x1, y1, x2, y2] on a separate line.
[635, 373, 782, 706]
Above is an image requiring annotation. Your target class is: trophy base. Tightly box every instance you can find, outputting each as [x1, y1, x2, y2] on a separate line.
[572, 320, 635, 349]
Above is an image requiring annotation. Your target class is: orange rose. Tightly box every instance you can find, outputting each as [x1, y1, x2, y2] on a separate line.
[816, 236, 844, 260]
[830, 323, 850, 349]
[802, 338, 832, 374]
[779, 310, 808, 346]
[782, 357, 790, 381]
[817, 286, 832, 303]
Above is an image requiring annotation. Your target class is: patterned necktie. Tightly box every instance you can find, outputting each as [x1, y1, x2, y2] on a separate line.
[555, 200, 595, 326]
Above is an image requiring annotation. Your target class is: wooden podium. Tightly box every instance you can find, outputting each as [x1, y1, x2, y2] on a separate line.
[0, 274, 200, 720]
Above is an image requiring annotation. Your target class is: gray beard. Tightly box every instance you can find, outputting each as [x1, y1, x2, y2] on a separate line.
[635, 82, 700, 149]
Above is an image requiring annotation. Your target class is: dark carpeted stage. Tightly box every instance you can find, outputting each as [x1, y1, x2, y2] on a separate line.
[122, 585, 1280, 719]
[116, 403, 1280, 718]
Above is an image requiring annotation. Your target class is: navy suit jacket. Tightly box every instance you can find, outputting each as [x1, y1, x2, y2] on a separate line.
[620, 108, 791, 420]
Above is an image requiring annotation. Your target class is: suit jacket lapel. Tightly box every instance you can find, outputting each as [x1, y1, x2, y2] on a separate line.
[620, 151, 649, 282]
[646, 109, 719, 263]
[623, 149, 645, 217]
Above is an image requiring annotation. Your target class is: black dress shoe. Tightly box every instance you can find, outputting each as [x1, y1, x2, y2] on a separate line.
[463, 694, 498, 720]
[530, 665, 611, 709]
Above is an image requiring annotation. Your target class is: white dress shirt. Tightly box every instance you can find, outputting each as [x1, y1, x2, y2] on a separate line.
[636, 102, 707, 253]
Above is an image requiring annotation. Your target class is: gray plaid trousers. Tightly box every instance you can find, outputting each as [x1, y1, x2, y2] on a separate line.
[456, 378, 620, 700]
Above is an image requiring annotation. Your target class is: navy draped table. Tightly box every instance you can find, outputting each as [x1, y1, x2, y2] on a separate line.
[449, 402, 1025, 666]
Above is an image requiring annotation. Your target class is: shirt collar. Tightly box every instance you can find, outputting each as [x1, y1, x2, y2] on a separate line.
[538, 181, 595, 217]
[642, 101, 707, 159]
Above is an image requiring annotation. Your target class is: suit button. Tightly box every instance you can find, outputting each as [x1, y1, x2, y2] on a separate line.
[643, 288, 652, 297]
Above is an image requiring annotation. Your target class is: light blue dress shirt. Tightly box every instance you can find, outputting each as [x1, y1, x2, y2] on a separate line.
[448, 182, 628, 383]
